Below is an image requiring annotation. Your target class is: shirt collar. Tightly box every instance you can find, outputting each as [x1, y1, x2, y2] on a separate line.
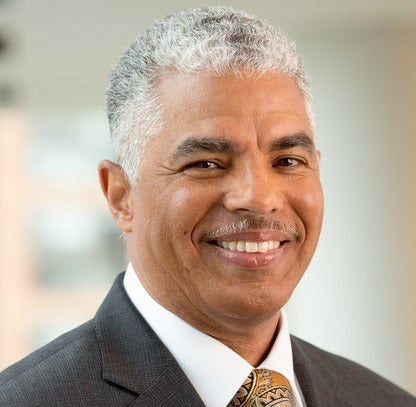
[124, 263, 303, 407]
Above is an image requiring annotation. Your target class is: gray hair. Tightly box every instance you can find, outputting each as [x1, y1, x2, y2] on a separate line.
[107, 6, 313, 184]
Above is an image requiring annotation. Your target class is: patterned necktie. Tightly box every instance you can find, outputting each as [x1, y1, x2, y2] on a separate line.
[228, 368, 292, 407]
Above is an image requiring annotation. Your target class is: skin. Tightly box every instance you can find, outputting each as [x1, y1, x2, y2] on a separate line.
[99, 71, 324, 365]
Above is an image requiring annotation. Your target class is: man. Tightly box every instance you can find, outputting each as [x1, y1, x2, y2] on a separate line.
[0, 6, 414, 407]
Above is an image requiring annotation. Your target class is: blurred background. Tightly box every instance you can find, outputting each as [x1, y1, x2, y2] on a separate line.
[0, 0, 415, 395]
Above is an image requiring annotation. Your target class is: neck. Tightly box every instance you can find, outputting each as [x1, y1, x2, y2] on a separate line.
[213, 313, 281, 366]
[169, 300, 282, 366]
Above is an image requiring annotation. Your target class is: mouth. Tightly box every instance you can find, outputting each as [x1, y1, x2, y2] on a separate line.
[206, 238, 289, 269]
[200, 219, 296, 268]
[212, 240, 283, 253]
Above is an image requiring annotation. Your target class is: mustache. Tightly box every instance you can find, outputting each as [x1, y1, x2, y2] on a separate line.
[201, 218, 299, 240]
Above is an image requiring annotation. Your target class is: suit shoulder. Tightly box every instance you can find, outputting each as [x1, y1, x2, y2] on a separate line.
[0, 319, 97, 384]
[291, 336, 416, 405]
[0, 319, 121, 406]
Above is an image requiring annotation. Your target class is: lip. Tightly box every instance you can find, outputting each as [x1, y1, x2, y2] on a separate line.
[208, 241, 287, 269]
[202, 230, 295, 243]
[198, 225, 296, 268]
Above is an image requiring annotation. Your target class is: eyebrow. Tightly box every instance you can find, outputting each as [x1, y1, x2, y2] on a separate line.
[172, 133, 316, 161]
[270, 133, 316, 156]
[172, 137, 234, 160]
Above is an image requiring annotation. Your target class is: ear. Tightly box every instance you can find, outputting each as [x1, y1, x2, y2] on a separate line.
[98, 160, 133, 233]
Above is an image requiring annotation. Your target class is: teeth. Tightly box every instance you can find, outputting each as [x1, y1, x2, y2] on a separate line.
[217, 240, 280, 253]
[258, 241, 269, 253]
[246, 242, 258, 253]
[237, 241, 246, 251]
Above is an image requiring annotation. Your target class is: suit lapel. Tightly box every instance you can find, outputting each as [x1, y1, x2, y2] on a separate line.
[128, 363, 205, 406]
[291, 336, 348, 407]
[94, 273, 205, 406]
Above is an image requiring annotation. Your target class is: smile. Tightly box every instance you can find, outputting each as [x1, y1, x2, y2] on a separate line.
[214, 240, 281, 253]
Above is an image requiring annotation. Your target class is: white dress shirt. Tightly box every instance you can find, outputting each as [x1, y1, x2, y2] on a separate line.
[124, 263, 306, 406]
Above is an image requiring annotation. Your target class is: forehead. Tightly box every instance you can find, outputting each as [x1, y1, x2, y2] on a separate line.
[159, 71, 308, 118]
[146, 71, 313, 159]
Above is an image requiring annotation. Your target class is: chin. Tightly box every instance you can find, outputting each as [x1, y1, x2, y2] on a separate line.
[217, 289, 289, 322]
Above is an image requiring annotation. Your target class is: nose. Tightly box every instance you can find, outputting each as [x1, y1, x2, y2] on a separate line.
[222, 159, 281, 214]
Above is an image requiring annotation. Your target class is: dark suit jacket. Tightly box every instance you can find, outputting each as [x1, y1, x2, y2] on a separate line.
[0, 273, 414, 406]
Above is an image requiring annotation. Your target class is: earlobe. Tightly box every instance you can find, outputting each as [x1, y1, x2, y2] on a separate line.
[98, 160, 133, 233]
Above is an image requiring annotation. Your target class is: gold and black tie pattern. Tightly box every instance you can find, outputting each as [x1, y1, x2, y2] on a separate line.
[228, 368, 292, 407]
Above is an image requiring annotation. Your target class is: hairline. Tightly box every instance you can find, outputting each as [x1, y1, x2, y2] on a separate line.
[107, 7, 315, 185]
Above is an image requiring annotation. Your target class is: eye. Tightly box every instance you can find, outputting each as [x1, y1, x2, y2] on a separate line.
[183, 160, 224, 171]
[186, 160, 219, 169]
[274, 157, 303, 167]
[189, 161, 218, 169]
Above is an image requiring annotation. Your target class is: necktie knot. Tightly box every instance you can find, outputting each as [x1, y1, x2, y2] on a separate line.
[228, 368, 292, 406]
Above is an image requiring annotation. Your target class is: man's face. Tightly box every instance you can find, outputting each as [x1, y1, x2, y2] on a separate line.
[126, 72, 323, 332]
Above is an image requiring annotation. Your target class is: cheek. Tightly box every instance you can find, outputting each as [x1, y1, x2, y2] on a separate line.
[291, 179, 324, 234]
[162, 184, 213, 236]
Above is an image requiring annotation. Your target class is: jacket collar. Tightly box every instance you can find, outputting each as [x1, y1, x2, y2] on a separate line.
[94, 273, 204, 406]
[291, 335, 346, 407]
